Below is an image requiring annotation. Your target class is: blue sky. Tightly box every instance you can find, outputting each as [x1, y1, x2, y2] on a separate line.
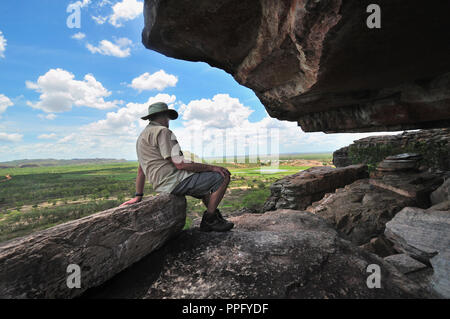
[0, 0, 394, 162]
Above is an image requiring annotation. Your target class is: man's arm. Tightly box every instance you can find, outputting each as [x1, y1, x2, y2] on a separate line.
[157, 128, 230, 177]
[120, 165, 146, 206]
[171, 156, 231, 177]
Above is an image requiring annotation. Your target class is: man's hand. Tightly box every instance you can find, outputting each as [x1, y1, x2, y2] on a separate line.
[171, 157, 231, 178]
[211, 166, 231, 178]
[120, 196, 142, 207]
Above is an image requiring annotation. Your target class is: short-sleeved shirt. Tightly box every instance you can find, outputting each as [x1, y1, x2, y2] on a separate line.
[136, 121, 194, 193]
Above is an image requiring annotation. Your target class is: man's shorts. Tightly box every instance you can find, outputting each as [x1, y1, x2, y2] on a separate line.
[171, 172, 224, 199]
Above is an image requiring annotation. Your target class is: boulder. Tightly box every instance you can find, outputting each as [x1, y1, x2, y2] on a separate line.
[307, 179, 416, 245]
[143, 0, 450, 133]
[123, 210, 426, 299]
[385, 206, 450, 298]
[262, 165, 368, 212]
[430, 251, 450, 298]
[0, 194, 187, 299]
[430, 178, 450, 205]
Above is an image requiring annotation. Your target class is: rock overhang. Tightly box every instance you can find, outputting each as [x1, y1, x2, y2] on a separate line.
[142, 0, 450, 133]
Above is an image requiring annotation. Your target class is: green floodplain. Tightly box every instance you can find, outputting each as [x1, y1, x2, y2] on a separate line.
[0, 153, 332, 242]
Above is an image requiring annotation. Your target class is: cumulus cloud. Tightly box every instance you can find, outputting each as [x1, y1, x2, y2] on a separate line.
[42, 94, 176, 159]
[92, 0, 142, 27]
[129, 70, 178, 92]
[109, 0, 143, 27]
[38, 133, 57, 139]
[26, 68, 121, 113]
[71, 32, 86, 40]
[0, 132, 23, 143]
[0, 31, 6, 58]
[83, 93, 177, 136]
[179, 94, 254, 130]
[86, 38, 132, 58]
[0, 94, 13, 115]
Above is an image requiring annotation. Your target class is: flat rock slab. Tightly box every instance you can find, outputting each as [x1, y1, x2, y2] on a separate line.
[385, 206, 450, 298]
[140, 210, 426, 299]
[307, 179, 417, 245]
[385, 207, 449, 261]
[370, 172, 443, 207]
[0, 194, 186, 299]
[384, 254, 427, 274]
[263, 165, 368, 212]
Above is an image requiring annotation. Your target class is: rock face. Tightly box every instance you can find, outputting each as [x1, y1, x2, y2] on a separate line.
[132, 210, 425, 298]
[262, 165, 368, 212]
[385, 207, 450, 298]
[307, 179, 417, 246]
[333, 129, 450, 170]
[142, 0, 450, 133]
[0, 194, 186, 299]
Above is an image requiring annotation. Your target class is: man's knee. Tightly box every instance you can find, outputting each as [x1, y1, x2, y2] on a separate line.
[223, 174, 230, 186]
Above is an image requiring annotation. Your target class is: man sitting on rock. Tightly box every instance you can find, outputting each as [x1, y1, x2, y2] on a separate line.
[121, 102, 234, 232]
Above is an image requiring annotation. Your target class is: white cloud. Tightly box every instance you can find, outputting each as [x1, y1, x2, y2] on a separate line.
[83, 93, 176, 136]
[109, 0, 143, 27]
[129, 70, 178, 92]
[0, 31, 7, 58]
[43, 94, 177, 159]
[2, 88, 402, 161]
[86, 38, 132, 58]
[92, 15, 107, 24]
[26, 68, 121, 113]
[0, 132, 23, 143]
[0, 94, 13, 114]
[38, 113, 57, 120]
[179, 94, 254, 129]
[68, 0, 90, 9]
[71, 32, 86, 40]
[38, 133, 57, 139]
[91, 0, 142, 27]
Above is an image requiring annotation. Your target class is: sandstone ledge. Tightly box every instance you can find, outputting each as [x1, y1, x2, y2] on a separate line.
[263, 165, 368, 212]
[0, 194, 186, 299]
[142, 1, 450, 133]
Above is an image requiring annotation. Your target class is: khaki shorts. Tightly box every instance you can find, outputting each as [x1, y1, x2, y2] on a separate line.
[171, 172, 224, 199]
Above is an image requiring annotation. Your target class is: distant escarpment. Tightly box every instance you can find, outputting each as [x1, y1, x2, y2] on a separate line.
[333, 129, 450, 170]
[142, 0, 450, 133]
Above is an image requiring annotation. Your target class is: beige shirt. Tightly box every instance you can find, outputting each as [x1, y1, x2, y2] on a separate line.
[136, 121, 193, 193]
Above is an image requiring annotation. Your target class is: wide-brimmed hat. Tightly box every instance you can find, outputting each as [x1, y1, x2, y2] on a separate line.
[141, 102, 178, 120]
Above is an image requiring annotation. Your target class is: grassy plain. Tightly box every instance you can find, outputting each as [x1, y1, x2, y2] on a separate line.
[0, 153, 332, 242]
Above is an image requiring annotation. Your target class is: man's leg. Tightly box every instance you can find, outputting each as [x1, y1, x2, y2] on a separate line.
[203, 174, 230, 215]
[201, 193, 210, 207]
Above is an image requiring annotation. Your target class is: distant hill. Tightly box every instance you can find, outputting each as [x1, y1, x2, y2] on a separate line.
[0, 158, 129, 168]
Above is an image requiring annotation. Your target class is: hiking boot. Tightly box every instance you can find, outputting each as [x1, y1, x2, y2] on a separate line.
[215, 209, 234, 227]
[200, 211, 234, 232]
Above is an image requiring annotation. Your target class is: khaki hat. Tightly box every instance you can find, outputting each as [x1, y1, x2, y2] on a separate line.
[141, 102, 178, 120]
